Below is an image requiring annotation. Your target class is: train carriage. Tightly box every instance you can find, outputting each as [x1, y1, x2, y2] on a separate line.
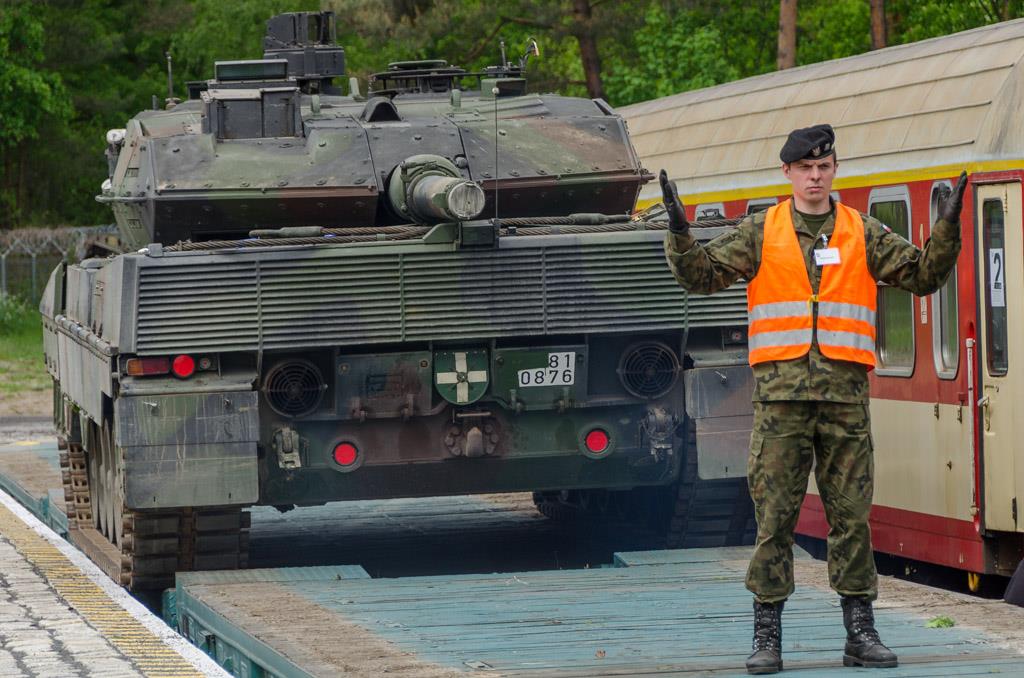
[621, 19, 1024, 584]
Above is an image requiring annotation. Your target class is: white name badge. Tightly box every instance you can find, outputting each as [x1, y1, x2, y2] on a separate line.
[814, 248, 841, 266]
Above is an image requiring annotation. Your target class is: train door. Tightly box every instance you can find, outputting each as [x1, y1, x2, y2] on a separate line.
[976, 182, 1023, 532]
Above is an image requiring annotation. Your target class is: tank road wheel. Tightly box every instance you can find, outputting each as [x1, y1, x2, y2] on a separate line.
[98, 420, 126, 550]
[87, 421, 116, 541]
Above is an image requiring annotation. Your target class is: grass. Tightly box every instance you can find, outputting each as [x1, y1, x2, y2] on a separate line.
[0, 295, 50, 397]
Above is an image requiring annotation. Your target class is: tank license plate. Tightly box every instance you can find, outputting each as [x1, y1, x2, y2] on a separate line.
[517, 352, 576, 387]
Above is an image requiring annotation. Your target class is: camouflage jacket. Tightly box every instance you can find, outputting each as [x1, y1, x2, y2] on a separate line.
[664, 200, 962, 403]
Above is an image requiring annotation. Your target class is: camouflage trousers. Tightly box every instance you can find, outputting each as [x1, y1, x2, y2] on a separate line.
[745, 400, 878, 603]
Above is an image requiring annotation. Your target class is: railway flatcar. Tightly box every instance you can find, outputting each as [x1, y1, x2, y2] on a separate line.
[621, 19, 1024, 587]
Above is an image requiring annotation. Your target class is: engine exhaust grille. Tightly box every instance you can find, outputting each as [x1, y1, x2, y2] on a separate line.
[617, 341, 680, 399]
[262, 360, 326, 417]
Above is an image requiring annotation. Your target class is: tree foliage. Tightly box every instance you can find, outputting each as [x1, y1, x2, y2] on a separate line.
[4, 0, 1024, 227]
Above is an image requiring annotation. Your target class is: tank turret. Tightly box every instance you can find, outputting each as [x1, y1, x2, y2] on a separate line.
[99, 11, 648, 251]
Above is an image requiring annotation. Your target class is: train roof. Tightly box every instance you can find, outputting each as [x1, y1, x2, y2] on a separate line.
[621, 18, 1024, 204]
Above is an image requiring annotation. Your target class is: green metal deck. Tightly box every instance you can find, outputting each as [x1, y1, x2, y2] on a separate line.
[171, 546, 1024, 677]
[0, 437, 68, 536]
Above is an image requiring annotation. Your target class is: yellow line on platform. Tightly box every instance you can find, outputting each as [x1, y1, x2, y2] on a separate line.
[0, 503, 203, 678]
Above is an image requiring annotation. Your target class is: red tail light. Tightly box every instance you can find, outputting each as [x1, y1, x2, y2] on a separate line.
[584, 429, 610, 454]
[333, 442, 359, 466]
[125, 357, 170, 376]
[171, 354, 196, 378]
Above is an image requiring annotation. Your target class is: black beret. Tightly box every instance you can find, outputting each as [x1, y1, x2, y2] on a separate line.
[780, 124, 835, 163]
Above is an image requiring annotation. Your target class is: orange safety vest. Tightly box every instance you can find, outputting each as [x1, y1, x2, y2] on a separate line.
[747, 200, 876, 368]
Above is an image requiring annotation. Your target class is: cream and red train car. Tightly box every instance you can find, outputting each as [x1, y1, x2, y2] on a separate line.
[621, 19, 1024, 585]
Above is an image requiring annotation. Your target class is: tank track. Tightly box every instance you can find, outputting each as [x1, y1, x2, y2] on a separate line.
[533, 418, 757, 549]
[59, 432, 250, 592]
[662, 419, 756, 549]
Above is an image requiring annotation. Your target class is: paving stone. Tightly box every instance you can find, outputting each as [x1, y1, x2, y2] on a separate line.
[0, 536, 145, 678]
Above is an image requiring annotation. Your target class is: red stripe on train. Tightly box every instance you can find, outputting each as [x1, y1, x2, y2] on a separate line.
[796, 494, 985, 572]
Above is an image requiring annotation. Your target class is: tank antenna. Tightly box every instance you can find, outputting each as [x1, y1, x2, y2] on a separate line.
[492, 85, 500, 225]
[166, 52, 174, 101]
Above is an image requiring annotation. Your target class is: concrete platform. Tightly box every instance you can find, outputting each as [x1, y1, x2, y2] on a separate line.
[0, 487, 226, 677]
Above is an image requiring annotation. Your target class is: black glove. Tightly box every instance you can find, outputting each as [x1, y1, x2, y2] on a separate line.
[937, 171, 968, 224]
[659, 169, 690, 234]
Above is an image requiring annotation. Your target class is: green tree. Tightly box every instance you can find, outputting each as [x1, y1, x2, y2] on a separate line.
[888, 0, 1024, 43]
[38, 1, 195, 225]
[0, 2, 72, 226]
[797, 0, 871, 65]
[603, 4, 739, 106]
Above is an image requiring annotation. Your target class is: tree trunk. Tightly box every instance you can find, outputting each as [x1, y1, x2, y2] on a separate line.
[0, 150, 9, 229]
[17, 144, 28, 226]
[571, 0, 606, 100]
[870, 0, 887, 50]
[777, 0, 797, 70]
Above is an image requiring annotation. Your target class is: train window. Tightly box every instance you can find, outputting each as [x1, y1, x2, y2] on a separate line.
[746, 198, 777, 214]
[930, 181, 958, 378]
[869, 186, 914, 375]
[982, 198, 1009, 376]
[695, 202, 725, 220]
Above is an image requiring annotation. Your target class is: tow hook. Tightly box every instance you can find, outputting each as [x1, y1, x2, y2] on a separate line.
[273, 427, 303, 470]
[643, 408, 676, 460]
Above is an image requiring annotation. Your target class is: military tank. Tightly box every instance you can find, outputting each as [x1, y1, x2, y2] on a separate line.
[41, 11, 755, 591]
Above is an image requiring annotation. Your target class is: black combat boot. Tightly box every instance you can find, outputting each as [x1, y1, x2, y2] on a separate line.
[746, 600, 784, 674]
[841, 596, 898, 668]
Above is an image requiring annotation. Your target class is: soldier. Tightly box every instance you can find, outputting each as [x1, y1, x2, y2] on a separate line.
[660, 124, 965, 675]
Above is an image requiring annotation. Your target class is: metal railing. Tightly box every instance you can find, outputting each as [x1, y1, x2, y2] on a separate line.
[0, 226, 118, 304]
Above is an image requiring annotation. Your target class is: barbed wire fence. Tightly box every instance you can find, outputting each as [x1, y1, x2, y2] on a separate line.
[0, 226, 119, 306]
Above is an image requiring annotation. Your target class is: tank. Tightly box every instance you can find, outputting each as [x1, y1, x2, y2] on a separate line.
[41, 11, 755, 591]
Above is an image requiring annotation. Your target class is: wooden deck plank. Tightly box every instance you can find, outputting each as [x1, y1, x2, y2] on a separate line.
[613, 545, 812, 567]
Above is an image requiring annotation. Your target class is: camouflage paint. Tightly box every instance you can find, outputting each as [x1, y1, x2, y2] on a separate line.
[746, 401, 877, 603]
[40, 12, 739, 518]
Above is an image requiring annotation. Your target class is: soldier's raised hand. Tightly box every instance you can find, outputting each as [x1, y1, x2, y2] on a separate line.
[659, 170, 690, 234]
[937, 171, 968, 224]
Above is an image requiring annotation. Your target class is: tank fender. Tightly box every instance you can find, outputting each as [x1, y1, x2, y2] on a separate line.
[683, 364, 754, 480]
[114, 391, 259, 510]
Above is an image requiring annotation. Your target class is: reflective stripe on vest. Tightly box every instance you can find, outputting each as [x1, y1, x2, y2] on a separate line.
[747, 200, 877, 368]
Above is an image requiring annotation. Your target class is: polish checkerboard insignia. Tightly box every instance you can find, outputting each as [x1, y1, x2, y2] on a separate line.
[434, 350, 489, 405]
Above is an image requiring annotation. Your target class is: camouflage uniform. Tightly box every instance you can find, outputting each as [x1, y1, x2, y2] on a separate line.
[664, 200, 961, 603]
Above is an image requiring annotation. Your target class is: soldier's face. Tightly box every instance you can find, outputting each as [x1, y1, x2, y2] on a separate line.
[783, 156, 837, 207]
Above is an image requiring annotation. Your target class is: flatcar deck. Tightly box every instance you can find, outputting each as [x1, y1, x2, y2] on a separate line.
[172, 547, 1024, 677]
[2, 437, 1023, 677]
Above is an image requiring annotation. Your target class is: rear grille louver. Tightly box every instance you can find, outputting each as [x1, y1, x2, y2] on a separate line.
[134, 241, 747, 354]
